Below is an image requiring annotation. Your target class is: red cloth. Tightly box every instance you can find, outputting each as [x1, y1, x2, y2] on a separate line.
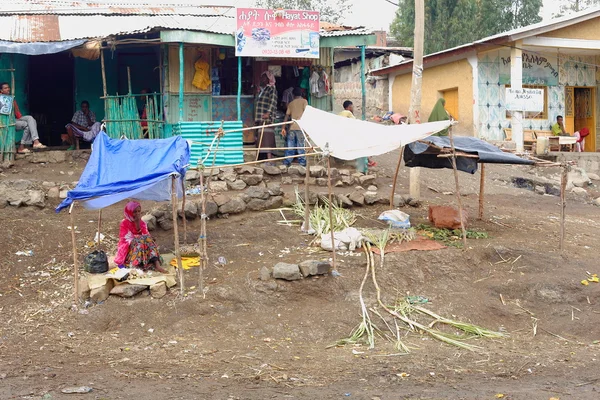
[578, 127, 590, 142]
[115, 201, 149, 266]
[13, 100, 22, 119]
[141, 107, 147, 128]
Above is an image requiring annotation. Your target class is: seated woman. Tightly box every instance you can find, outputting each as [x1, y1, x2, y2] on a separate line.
[574, 127, 590, 152]
[114, 201, 167, 273]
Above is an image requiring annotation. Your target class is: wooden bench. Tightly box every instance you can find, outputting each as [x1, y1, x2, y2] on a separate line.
[534, 130, 576, 151]
[503, 128, 536, 151]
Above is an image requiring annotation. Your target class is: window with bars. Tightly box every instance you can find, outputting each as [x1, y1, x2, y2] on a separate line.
[505, 85, 548, 119]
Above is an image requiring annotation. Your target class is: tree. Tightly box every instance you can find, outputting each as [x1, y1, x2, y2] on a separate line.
[554, 0, 600, 17]
[255, 0, 351, 24]
[390, 0, 542, 55]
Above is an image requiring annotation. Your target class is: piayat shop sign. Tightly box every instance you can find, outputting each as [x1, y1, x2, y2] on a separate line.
[505, 88, 544, 112]
[236, 8, 320, 58]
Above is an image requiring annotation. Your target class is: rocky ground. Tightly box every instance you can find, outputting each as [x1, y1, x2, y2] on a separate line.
[1, 149, 600, 399]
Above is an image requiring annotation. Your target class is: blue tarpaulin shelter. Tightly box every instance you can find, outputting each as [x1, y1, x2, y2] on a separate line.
[56, 132, 190, 212]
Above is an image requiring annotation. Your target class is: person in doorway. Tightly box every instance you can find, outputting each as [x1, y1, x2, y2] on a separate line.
[552, 115, 569, 136]
[114, 201, 167, 273]
[65, 100, 102, 149]
[0, 82, 46, 154]
[428, 98, 450, 136]
[338, 100, 376, 168]
[574, 127, 590, 152]
[254, 70, 278, 163]
[281, 87, 307, 167]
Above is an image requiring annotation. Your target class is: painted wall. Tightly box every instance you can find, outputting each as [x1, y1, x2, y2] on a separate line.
[391, 59, 473, 134]
[477, 49, 596, 141]
[74, 57, 106, 121]
[0, 54, 29, 114]
[541, 17, 600, 40]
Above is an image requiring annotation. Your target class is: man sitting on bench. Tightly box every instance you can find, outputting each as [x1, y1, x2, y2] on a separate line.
[1, 82, 47, 154]
[65, 100, 102, 150]
[551, 115, 569, 137]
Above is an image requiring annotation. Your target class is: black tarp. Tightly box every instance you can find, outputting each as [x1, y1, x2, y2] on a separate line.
[404, 136, 534, 174]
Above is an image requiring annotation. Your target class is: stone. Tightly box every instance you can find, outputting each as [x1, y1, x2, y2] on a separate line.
[588, 173, 600, 181]
[47, 186, 60, 198]
[219, 168, 237, 182]
[339, 169, 351, 176]
[278, 165, 288, 173]
[336, 194, 353, 208]
[302, 177, 316, 185]
[341, 175, 355, 186]
[334, 180, 344, 187]
[157, 215, 174, 231]
[299, 260, 331, 277]
[349, 190, 365, 206]
[25, 190, 45, 208]
[90, 279, 114, 302]
[246, 186, 270, 200]
[534, 186, 546, 195]
[78, 277, 90, 299]
[31, 151, 66, 164]
[202, 169, 220, 177]
[150, 205, 168, 219]
[407, 198, 421, 207]
[185, 170, 201, 181]
[219, 197, 247, 214]
[59, 189, 69, 199]
[212, 193, 231, 207]
[178, 200, 198, 220]
[300, 191, 318, 205]
[316, 178, 328, 186]
[240, 174, 263, 186]
[593, 197, 600, 207]
[110, 284, 147, 298]
[227, 180, 247, 191]
[263, 165, 281, 175]
[209, 181, 228, 192]
[572, 179, 589, 188]
[42, 181, 56, 188]
[309, 165, 325, 177]
[393, 195, 406, 208]
[359, 175, 377, 186]
[364, 191, 386, 205]
[150, 282, 167, 299]
[259, 267, 271, 281]
[204, 200, 219, 217]
[572, 187, 588, 196]
[367, 185, 378, 191]
[288, 165, 307, 176]
[238, 193, 251, 203]
[267, 182, 283, 196]
[247, 199, 269, 211]
[265, 196, 283, 209]
[352, 172, 364, 180]
[142, 214, 157, 231]
[282, 176, 293, 185]
[428, 205, 468, 229]
[272, 263, 302, 281]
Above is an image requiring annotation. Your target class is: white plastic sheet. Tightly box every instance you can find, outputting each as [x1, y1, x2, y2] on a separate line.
[296, 106, 454, 160]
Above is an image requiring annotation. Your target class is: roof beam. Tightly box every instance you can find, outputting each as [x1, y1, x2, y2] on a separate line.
[522, 36, 600, 50]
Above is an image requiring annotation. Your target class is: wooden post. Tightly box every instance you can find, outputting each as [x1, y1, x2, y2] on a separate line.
[178, 43, 184, 122]
[408, 0, 425, 199]
[100, 50, 108, 97]
[478, 163, 485, 220]
[255, 123, 265, 161]
[389, 146, 404, 208]
[560, 163, 567, 251]
[171, 176, 184, 294]
[448, 128, 468, 249]
[181, 177, 187, 245]
[327, 155, 337, 270]
[303, 152, 311, 232]
[69, 203, 79, 304]
[96, 210, 102, 248]
[198, 170, 207, 294]
[127, 66, 132, 94]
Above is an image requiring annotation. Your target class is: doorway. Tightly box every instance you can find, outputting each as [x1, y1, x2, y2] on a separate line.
[28, 53, 74, 146]
[565, 86, 596, 152]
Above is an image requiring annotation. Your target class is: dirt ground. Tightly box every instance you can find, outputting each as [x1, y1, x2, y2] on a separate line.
[1, 151, 600, 400]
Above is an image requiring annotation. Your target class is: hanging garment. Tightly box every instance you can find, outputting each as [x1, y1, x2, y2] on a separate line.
[316, 71, 330, 98]
[192, 59, 212, 91]
[309, 71, 320, 95]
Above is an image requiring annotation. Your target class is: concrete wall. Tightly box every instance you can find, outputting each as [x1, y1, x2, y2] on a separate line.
[541, 17, 600, 40]
[391, 59, 474, 135]
[557, 153, 600, 175]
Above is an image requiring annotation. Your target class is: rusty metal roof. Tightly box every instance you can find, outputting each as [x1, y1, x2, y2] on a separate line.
[0, 1, 230, 15]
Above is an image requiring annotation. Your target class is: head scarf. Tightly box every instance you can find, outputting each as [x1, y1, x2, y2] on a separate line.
[579, 127, 590, 139]
[124, 201, 141, 222]
[262, 70, 276, 87]
[429, 98, 449, 136]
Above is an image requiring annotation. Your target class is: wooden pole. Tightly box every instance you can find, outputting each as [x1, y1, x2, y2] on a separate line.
[171, 176, 184, 294]
[408, 0, 425, 199]
[478, 163, 485, 220]
[303, 152, 311, 232]
[560, 163, 567, 251]
[69, 203, 79, 304]
[127, 66, 132, 94]
[96, 210, 102, 248]
[448, 128, 468, 249]
[389, 146, 404, 208]
[255, 123, 265, 161]
[178, 43, 184, 122]
[198, 170, 207, 294]
[327, 155, 337, 270]
[181, 177, 187, 245]
[100, 50, 108, 97]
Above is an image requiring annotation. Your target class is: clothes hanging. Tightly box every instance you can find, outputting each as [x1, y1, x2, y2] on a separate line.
[192, 58, 211, 91]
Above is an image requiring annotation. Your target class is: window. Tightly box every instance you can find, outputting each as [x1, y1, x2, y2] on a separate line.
[505, 85, 548, 119]
[442, 88, 459, 119]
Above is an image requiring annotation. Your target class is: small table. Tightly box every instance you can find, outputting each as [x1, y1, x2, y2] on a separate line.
[559, 136, 577, 152]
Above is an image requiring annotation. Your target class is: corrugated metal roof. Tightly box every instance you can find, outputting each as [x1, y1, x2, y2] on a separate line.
[0, 1, 230, 16]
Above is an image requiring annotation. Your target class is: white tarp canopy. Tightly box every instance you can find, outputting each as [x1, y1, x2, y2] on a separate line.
[296, 106, 454, 160]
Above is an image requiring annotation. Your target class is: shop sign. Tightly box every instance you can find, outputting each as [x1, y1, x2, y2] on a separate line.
[505, 88, 544, 112]
[236, 8, 320, 59]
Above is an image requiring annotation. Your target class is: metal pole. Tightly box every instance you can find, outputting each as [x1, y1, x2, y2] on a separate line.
[178, 43, 184, 122]
[237, 56, 242, 121]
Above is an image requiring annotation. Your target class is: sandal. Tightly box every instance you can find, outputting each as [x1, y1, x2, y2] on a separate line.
[33, 143, 47, 149]
[17, 148, 31, 154]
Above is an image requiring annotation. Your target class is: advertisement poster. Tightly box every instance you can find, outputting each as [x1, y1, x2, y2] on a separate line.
[0, 95, 13, 115]
[236, 8, 320, 59]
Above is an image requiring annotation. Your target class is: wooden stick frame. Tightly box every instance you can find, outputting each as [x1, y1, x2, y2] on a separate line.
[69, 203, 79, 304]
[171, 176, 184, 295]
[447, 128, 468, 248]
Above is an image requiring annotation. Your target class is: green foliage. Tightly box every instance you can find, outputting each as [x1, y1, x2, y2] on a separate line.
[554, 0, 600, 17]
[255, 0, 351, 23]
[416, 224, 489, 248]
[390, 0, 542, 55]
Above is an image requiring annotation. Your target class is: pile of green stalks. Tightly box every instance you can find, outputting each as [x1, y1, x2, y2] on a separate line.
[416, 224, 489, 248]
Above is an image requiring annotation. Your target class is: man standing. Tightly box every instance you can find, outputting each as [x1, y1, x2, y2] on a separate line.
[281, 88, 307, 167]
[552, 115, 569, 136]
[254, 71, 278, 162]
[1, 82, 46, 153]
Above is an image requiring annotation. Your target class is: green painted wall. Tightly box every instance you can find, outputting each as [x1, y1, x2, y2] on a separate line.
[74, 57, 105, 121]
[0, 53, 29, 114]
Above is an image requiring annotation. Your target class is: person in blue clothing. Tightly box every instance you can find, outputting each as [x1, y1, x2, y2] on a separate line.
[281, 87, 308, 167]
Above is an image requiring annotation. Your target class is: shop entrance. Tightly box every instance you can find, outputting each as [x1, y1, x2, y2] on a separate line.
[28, 53, 74, 146]
[565, 86, 596, 152]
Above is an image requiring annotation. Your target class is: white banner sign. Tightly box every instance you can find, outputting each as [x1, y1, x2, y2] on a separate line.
[505, 88, 544, 112]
